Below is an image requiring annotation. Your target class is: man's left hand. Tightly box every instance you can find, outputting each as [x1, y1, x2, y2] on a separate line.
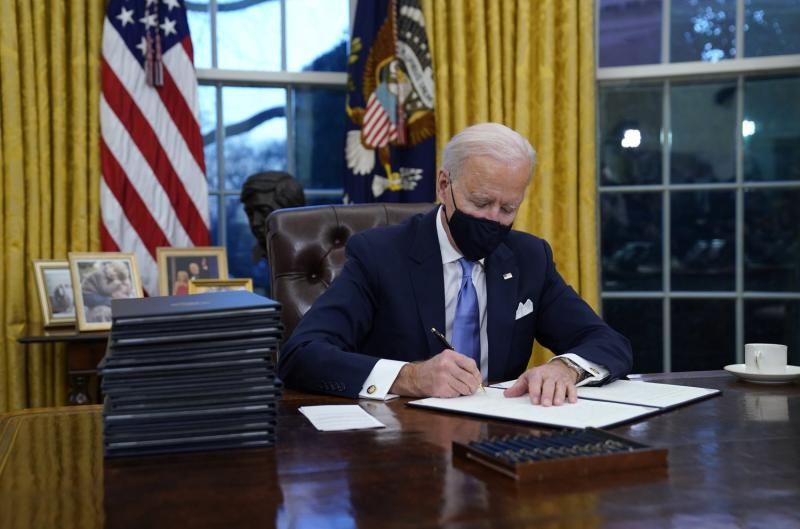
[503, 360, 578, 406]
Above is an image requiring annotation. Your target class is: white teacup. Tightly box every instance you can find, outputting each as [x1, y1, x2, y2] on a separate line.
[744, 343, 787, 374]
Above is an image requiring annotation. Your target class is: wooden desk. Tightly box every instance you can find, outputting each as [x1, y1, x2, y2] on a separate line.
[17, 325, 108, 404]
[1, 372, 798, 529]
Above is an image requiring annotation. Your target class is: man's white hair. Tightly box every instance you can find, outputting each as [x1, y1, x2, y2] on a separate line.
[441, 123, 536, 182]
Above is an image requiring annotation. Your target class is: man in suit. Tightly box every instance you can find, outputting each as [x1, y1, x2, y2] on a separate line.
[279, 123, 632, 406]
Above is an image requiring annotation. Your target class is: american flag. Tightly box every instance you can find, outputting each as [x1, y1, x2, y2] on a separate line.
[100, 0, 209, 295]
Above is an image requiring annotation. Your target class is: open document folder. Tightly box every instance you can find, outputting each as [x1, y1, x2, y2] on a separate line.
[408, 380, 720, 429]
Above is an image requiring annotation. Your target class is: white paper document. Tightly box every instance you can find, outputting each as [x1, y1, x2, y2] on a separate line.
[408, 388, 657, 429]
[489, 379, 720, 409]
[575, 380, 719, 408]
[299, 405, 386, 432]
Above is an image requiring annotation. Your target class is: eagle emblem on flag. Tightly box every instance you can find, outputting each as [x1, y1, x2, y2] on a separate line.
[344, 0, 436, 202]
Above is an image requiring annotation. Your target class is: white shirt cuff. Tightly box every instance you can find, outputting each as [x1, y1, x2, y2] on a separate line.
[550, 353, 609, 387]
[359, 359, 407, 400]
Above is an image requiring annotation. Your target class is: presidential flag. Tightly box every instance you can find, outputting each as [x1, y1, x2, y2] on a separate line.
[100, 0, 210, 295]
[344, 0, 436, 203]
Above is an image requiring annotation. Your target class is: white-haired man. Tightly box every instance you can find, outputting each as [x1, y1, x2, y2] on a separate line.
[279, 123, 632, 406]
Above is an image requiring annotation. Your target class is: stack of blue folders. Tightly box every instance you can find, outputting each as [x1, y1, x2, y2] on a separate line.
[99, 291, 282, 458]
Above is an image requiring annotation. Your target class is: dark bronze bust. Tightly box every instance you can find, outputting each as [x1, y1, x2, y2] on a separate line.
[240, 171, 305, 260]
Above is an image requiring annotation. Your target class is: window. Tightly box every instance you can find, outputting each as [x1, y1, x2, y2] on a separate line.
[597, 0, 800, 371]
[187, 0, 350, 293]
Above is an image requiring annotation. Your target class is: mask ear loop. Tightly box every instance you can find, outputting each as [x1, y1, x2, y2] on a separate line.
[448, 175, 460, 212]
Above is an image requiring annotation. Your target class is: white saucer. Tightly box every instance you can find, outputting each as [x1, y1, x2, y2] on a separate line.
[723, 364, 800, 384]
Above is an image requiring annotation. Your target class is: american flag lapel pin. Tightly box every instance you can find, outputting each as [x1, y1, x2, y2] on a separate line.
[503, 272, 513, 280]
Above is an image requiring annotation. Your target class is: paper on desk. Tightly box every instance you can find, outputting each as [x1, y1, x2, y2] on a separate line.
[489, 379, 718, 409]
[576, 380, 718, 408]
[299, 405, 386, 431]
[488, 380, 519, 389]
[408, 387, 654, 429]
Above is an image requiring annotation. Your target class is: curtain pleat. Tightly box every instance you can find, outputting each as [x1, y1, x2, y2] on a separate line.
[0, 0, 104, 412]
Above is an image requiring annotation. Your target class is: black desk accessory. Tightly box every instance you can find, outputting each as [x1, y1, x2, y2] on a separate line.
[453, 428, 667, 481]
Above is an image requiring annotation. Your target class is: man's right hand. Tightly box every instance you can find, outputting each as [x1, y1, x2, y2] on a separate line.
[390, 350, 482, 398]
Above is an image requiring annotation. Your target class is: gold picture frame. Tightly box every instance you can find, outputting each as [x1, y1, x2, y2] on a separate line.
[68, 252, 144, 331]
[156, 246, 229, 296]
[188, 278, 253, 294]
[32, 260, 77, 327]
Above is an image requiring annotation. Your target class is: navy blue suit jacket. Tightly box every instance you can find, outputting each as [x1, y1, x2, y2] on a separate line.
[279, 207, 632, 397]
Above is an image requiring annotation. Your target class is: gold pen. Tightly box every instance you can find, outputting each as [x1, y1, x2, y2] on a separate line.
[430, 327, 486, 393]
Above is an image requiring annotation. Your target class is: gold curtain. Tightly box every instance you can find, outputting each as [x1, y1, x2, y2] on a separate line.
[420, 0, 598, 365]
[0, 0, 105, 412]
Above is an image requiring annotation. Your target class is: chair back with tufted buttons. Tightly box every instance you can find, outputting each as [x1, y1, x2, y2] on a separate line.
[265, 202, 435, 340]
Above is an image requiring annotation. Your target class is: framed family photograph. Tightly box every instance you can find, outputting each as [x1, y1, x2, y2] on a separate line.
[68, 252, 144, 331]
[32, 260, 76, 327]
[156, 246, 228, 296]
[188, 278, 253, 294]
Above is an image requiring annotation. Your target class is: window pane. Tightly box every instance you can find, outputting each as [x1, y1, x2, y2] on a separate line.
[671, 0, 737, 62]
[199, 85, 218, 191]
[217, 0, 281, 71]
[671, 81, 736, 183]
[225, 196, 270, 296]
[293, 87, 346, 191]
[222, 86, 287, 192]
[743, 76, 800, 182]
[745, 300, 800, 366]
[186, 0, 212, 68]
[603, 299, 663, 373]
[286, 0, 348, 72]
[598, 84, 663, 186]
[744, 0, 800, 57]
[601, 192, 662, 291]
[672, 300, 735, 371]
[671, 191, 735, 291]
[598, 0, 662, 67]
[745, 188, 800, 292]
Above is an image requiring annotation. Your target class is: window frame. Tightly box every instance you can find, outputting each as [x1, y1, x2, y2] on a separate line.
[595, 0, 800, 371]
[193, 0, 353, 251]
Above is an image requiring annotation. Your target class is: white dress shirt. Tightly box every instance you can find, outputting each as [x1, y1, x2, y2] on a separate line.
[359, 206, 607, 399]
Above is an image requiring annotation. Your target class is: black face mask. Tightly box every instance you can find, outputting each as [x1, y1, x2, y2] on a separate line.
[446, 181, 512, 261]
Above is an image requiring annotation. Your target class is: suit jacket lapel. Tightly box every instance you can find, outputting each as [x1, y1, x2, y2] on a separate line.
[409, 208, 446, 359]
[486, 242, 518, 381]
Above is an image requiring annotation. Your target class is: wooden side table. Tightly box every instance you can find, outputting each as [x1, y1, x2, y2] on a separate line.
[17, 325, 108, 405]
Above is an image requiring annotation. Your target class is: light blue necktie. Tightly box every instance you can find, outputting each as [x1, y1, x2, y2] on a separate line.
[451, 258, 480, 366]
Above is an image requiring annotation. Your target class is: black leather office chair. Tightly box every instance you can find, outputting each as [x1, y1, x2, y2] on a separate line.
[264, 203, 434, 340]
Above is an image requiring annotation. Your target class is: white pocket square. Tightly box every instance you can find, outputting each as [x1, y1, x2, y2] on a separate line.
[515, 299, 534, 320]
